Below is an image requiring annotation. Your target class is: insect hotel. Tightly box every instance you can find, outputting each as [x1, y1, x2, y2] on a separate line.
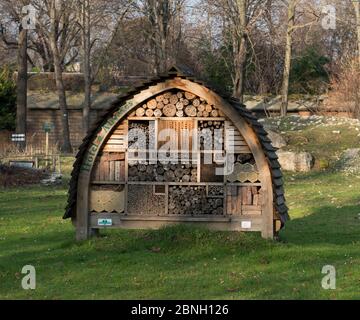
[64, 66, 288, 240]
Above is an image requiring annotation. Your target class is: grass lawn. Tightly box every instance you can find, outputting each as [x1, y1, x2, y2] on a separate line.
[0, 170, 359, 300]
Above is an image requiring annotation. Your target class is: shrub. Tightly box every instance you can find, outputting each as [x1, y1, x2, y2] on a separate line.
[327, 57, 360, 118]
[290, 48, 330, 94]
[0, 66, 16, 130]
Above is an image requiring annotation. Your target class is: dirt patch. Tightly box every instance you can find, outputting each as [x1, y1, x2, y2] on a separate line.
[0, 164, 49, 187]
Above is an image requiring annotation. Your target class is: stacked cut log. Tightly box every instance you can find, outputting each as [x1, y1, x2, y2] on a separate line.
[208, 185, 224, 197]
[198, 120, 225, 150]
[168, 186, 223, 215]
[134, 90, 223, 118]
[128, 162, 198, 182]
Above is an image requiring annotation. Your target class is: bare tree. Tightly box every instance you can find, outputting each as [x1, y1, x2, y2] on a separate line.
[280, 0, 320, 116]
[280, 0, 296, 116]
[16, 11, 28, 150]
[353, 0, 360, 67]
[79, 0, 92, 133]
[206, 0, 268, 102]
[34, 0, 81, 153]
[135, 0, 184, 75]
[0, 0, 30, 150]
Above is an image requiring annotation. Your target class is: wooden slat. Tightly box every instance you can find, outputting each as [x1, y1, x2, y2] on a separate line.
[241, 186, 252, 205]
[99, 159, 109, 181]
[103, 145, 126, 152]
[109, 161, 115, 181]
[234, 146, 251, 153]
[235, 186, 242, 215]
[242, 205, 261, 215]
[114, 161, 121, 181]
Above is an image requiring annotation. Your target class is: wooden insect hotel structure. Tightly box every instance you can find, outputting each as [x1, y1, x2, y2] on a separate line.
[64, 66, 288, 240]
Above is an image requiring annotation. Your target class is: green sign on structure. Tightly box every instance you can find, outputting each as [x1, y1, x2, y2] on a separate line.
[43, 122, 54, 133]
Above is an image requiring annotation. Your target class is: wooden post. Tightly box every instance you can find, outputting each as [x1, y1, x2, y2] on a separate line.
[76, 175, 90, 241]
[45, 131, 49, 167]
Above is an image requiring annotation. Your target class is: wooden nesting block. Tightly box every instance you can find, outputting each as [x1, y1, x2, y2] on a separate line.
[90, 186, 125, 213]
[240, 186, 262, 215]
[241, 186, 253, 205]
[226, 186, 241, 215]
[99, 155, 110, 181]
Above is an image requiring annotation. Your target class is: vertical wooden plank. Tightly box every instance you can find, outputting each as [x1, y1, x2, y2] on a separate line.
[253, 194, 259, 206]
[109, 161, 115, 181]
[93, 160, 101, 181]
[114, 161, 121, 181]
[223, 184, 228, 215]
[124, 120, 129, 150]
[241, 186, 252, 205]
[152, 118, 159, 164]
[251, 186, 258, 195]
[99, 156, 109, 181]
[120, 161, 125, 182]
[226, 193, 232, 215]
[235, 186, 242, 215]
[76, 174, 90, 241]
[124, 149, 129, 215]
[125, 150, 129, 182]
[230, 185, 237, 215]
[124, 184, 128, 215]
[164, 184, 169, 215]
[246, 187, 253, 205]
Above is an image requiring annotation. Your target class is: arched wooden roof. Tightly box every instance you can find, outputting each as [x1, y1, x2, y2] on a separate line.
[64, 66, 289, 224]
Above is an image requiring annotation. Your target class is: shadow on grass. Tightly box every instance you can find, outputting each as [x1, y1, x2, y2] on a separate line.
[280, 203, 360, 245]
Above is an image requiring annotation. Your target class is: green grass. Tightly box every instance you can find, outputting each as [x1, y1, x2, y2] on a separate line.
[1, 116, 360, 299]
[0, 170, 359, 300]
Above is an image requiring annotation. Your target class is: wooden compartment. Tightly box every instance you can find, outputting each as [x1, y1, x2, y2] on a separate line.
[90, 185, 125, 213]
[127, 185, 166, 215]
[92, 152, 125, 182]
[226, 186, 262, 215]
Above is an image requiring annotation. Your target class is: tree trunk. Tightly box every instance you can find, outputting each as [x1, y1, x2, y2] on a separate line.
[148, 0, 170, 75]
[280, 0, 296, 117]
[354, 1, 360, 67]
[233, 36, 247, 103]
[48, 1, 72, 153]
[82, 0, 91, 134]
[232, 0, 247, 103]
[16, 26, 28, 151]
[52, 47, 72, 153]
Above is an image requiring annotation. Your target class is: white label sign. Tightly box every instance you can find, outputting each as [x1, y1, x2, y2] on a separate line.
[98, 219, 113, 226]
[12, 134, 26, 142]
[241, 221, 252, 229]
